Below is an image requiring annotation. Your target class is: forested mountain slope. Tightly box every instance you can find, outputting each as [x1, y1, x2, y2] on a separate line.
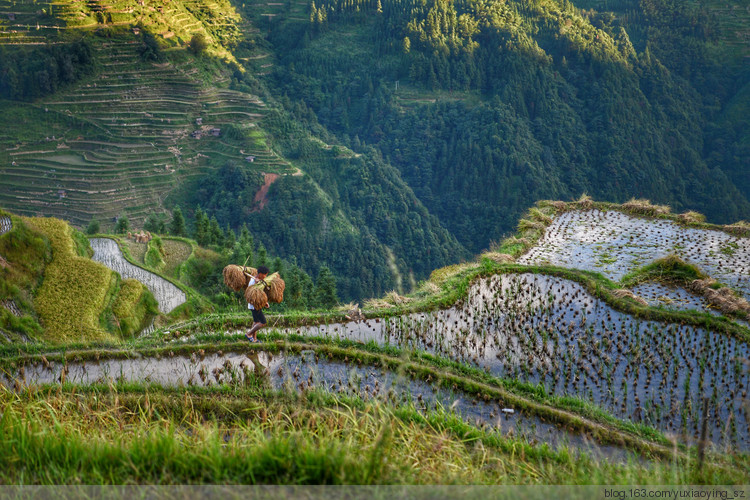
[252, 0, 750, 252]
[0, 0, 466, 300]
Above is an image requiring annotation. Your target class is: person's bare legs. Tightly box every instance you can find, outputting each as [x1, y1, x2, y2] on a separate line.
[247, 322, 265, 340]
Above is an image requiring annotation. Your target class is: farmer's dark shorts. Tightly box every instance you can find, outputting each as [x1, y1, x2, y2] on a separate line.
[251, 309, 266, 324]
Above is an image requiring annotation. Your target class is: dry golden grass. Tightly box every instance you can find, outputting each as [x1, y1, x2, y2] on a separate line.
[482, 252, 515, 264]
[612, 289, 649, 306]
[622, 198, 671, 217]
[26, 217, 118, 342]
[677, 211, 706, 225]
[386, 290, 413, 305]
[575, 193, 594, 210]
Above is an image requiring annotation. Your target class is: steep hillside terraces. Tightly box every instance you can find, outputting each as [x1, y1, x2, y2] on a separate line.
[0, 23, 293, 226]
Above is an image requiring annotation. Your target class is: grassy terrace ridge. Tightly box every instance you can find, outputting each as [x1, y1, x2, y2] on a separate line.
[0, 213, 157, 342]
[0, 335, 724, 460]
[4, 384, 748, 485]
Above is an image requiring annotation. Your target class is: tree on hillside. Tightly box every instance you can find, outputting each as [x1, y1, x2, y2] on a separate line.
[86, 218, 100, 235]
[138, 29, 163, 61]
[144, 213, 165, 234]
[194, 207, 209, 246]
[169, 206, 187, 237]
[187, 33, 209, 56]
[115, 215, 129, 234]
[315, 265, 338, 309]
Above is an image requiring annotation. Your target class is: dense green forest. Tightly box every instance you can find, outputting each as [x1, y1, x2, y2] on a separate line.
[0, 41, 94, 100]
[246, 0, 750, 253]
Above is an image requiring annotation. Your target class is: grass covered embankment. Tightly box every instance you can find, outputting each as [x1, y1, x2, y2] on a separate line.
[3, 382, 748, 485]
[0, 213, 157, 343]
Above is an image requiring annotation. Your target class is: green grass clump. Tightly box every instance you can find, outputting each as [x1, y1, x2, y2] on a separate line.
[0, 215, 51, 337]
[111, 279, 158, 337]
[144, 236, 166, 271]
[621, 254, 706, 288]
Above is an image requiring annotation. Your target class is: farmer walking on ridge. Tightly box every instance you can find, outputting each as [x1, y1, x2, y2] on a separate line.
[245, 265, 269, 342]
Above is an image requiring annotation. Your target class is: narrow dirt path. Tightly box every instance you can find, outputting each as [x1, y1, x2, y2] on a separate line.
[253, 172, 279, 211]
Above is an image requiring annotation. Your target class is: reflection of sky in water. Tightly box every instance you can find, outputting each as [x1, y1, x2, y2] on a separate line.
[275, 274, 750, 451]
[518, 210, 750, 298]
[0, 350, 632, 462]
[90, 237, 186, 313]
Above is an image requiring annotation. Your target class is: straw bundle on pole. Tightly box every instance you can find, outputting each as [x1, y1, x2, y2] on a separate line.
[264, 272, 285, 303]
[245, 287, 269, 310]
[223, 265, 257, 292]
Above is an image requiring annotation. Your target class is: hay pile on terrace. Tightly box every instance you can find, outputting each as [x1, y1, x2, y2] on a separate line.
[612, 289, 649, 306]
[483, 252, 515, 264]
[690, 278, 750, 315]
[622, 198, 671, 217]
[386, 291, 413, 305]
[724, 221, 750, 237]
[223, 265, 256, 292]
[575, 194, 594, 210]
[677, 211, 706, 225]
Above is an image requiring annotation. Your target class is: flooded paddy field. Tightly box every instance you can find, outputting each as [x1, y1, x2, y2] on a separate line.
[0, 349, 631, 461]
[277, 274, 750, 451]
[90, 237, 186, 313]
[518, 210, 750, 298]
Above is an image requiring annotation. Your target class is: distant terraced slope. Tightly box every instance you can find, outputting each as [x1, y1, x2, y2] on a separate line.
[0, 0, 294, 227]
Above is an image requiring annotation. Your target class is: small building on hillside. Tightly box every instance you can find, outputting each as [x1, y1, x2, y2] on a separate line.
[210, 128, 221, 137]
[245, 156, 256, 163]
[190, 130, 202, 139]
[195, 117, 203, 125]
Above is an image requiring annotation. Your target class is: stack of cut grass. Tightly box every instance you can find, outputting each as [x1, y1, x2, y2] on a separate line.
[223, 265, 257, 292]
[612, 289, 649, 306]
[243, 272, 285, 309]
[691, 278, 750, 315]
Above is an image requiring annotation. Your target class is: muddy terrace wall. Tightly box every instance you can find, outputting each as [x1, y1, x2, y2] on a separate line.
[89, 237, 186, 313]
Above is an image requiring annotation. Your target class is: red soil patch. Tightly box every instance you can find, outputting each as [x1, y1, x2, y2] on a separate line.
[253, 173, 280, 211]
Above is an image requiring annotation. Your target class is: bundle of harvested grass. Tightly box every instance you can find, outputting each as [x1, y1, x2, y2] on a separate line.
[245, 287, 268, 310]
[482, 252, 515, 264]
[691, 278, 749, 314]
[223, 265, 257, 292]
[243, 272, 285, 305]
[264, 272, 285, 303]
[576, 194, 594, 210]
[612, 289, 649, 306]
[622, 198, 671, 217]
[677, 211, 706, 225]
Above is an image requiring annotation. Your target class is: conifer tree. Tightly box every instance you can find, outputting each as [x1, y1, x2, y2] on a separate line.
[169, 206, 187, 237]
[315, 265, 338, 308]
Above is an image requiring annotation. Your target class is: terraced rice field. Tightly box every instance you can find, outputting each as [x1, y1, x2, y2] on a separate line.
[90, 237, 185, 313]
[0, 215, 10, 235]
[518, 210, 750, 298]
[2, 348, 633, 460]
[251, 272, 749, 451]
[0, 35, 293, 227]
